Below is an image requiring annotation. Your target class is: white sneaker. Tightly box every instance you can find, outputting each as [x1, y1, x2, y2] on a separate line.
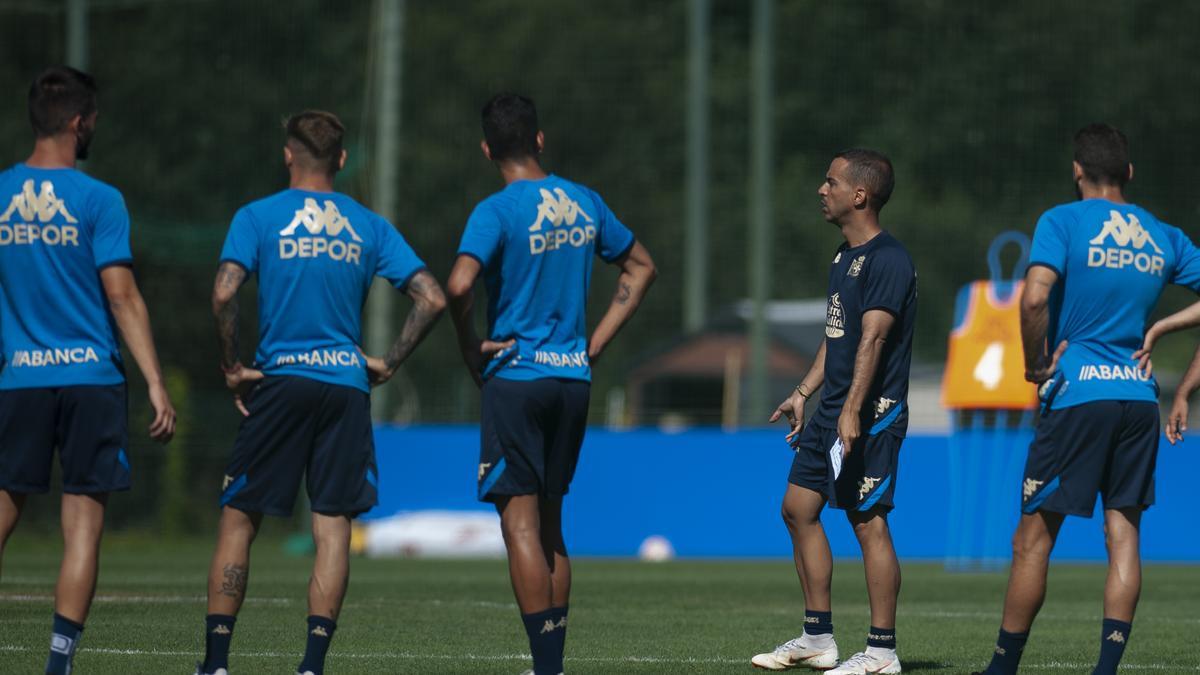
[827, 650, 901, 674]
[297, 671, 315, 675]
[751, 636, 839, 670]
[194, 666, 228, 675]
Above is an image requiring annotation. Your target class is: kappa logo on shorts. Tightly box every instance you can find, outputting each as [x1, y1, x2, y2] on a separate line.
[478, 462, 492, 481]
[858, 476, 882, 500]
[1106, 630, 1126, 644]
[873, 397, 897, 418]
[222, 474, 235, 491]
[1022, 478, 1043, 501]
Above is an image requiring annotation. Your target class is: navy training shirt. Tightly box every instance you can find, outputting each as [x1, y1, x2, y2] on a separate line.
[0, 164, 132, 389]
[219, 189, 426, 393]
[457, 174, 635, 382]
[1029, 199, 1200, 409]
[812, 231, 917, 437]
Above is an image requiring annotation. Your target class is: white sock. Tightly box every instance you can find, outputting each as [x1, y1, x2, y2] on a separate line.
[865, 645, 897, 659]
[801, 631, 835, 649]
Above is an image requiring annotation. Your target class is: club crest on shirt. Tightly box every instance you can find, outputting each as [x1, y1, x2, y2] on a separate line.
[847, 255, 865, 277]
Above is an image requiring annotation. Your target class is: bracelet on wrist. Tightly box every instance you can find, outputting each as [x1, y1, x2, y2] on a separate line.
[795, 384, 810, 399]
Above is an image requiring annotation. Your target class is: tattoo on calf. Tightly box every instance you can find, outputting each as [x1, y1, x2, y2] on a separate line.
[616, 282, 632, 305]
[219, 563, 248, 599]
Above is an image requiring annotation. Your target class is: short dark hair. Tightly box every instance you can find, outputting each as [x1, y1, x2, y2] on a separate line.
[481, 93, 539, 162]
[284, 110, 345, 174]
[834, 148, 895, 212]
[1074, 123, 1130, 187]
[28, 66, 97, 137]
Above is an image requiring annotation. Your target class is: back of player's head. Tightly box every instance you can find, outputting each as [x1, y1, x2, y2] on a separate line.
[28, 66, 97, 137]
[1074, 123, 1130, 187]
[834, 148, 895, 212]
[284, 110, 345, 175]
[481, 93, 539, 163]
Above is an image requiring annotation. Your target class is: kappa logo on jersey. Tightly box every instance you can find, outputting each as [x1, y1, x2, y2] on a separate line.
[528, 187, 596, 255]
[1087, 210, 1165, 276]
[847, 255, 865, 277]
[0, 179, 80, 247]
[278, 198, 363, 264]
[1022, 478, 1044, 501]
[825, 293, 845, 338]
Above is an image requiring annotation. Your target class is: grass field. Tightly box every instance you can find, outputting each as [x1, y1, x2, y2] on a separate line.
[1, 535, 1197, 673]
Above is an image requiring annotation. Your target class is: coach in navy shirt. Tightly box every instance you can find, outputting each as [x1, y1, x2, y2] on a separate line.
[753, 150, 915, 675]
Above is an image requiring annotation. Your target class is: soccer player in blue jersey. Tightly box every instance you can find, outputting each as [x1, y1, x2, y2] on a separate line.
[974, 124, 1200, 675]
[195, 111, 445, 675]
[447, 94, 656, 675]
[752, 150, 915, 674]
[0, 66, 177, 675]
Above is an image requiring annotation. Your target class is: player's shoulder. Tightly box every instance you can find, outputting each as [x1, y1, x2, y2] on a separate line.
[64, 168, 124, 205]
[871, 231, 915, 265]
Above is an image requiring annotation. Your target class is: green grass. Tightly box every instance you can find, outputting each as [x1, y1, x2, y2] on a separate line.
[1, 534, 1197, 673]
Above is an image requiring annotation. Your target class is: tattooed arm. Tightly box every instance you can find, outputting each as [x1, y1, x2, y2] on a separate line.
[364, 270, 447, 386]
[212, 261, 261, 415]
[587, 241, 657, 364]
[1020, 264, 1067, 383]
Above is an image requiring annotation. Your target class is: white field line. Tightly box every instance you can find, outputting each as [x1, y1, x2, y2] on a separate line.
[0, 645, 1195, 670]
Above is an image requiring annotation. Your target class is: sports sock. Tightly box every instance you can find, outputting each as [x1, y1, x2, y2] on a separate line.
[521, 608, 564, 675]
[1092, 618, 1131, 675]
[867, 625, 896, 652]
[297, 615, 337, 675]
[202, 613, 237, 673]
[983, 628, 1028, 675]
[803, 608, 833, 637]
[45, 613, 83, 675]
[550, 605, 569, 663]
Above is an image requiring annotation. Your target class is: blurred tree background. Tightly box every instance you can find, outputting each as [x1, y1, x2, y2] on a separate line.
[1, 0, 1198, 530]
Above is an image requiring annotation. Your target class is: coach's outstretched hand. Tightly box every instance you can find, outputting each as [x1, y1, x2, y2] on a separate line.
[770, 388, 809, 448]
[223, 363, 264, 417]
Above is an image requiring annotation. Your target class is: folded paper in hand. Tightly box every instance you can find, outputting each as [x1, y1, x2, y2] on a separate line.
[830, 439, 843, 480]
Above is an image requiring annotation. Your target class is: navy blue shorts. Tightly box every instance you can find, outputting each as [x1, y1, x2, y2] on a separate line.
[477, 377, 590, 503]
[1022, 400, 1158, 517]
[0, 384, 129, 494]
[220, 376, 377, 518]
[788, 422, 901, 512]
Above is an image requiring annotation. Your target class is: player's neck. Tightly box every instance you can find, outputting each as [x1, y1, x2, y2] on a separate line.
[25, 135, 77, 170]
[839, 215, 882, 248]
[289, 171, 336, 193]
[1078, 182, 1127, 204]
[497, 158, 548, 185]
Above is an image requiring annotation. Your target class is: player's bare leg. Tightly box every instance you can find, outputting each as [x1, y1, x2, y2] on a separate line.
[539, 496, 570, 608]
[56, 493, 107, 623]
[782, 484, 832, 611]
[752, 484, 839, 671]
[206, 506, 261, 616]
[848, 509, 900, 630]
[0, 489, 26, 578]
[1102, 507, 1141, 622]
[1000, 510, 1064, 632]
[297, 512, 351, 675]
[497, 494, 551, 612]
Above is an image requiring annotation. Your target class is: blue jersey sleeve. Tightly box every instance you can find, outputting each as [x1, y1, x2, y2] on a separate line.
[1028, 208, 1069, 276]
[458, 201, 504, 266]
[1167, 225, 1200, 292]
[590, 191, 635, 262]
[220, 207, 260, 273]
[374, 216, 426, 290]
[862, 246, 915, 317]
[91, 186, 133, 269]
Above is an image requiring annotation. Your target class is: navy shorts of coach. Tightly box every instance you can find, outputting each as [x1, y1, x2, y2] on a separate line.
[219, 376, 378, 518]
[0, 384, 130, 495]
[476, 377, 590, 503]
[788, 413, 902, 513]
[1021, 377, 1159, 517]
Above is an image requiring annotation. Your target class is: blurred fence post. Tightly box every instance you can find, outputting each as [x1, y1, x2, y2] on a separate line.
[684, 0, 710, 334]
[66, 0, 87, 69]
[746, 0, 774, 423]
[367, 0, 406, 421]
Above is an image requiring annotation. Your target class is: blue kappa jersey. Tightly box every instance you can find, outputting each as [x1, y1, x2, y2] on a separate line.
[220, 189, 426, 393]
[812, 232, 917, 437]
[0, 164, 131, 389]
[457, 175, 635, 382]
[1029, 199, 1200, 409]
